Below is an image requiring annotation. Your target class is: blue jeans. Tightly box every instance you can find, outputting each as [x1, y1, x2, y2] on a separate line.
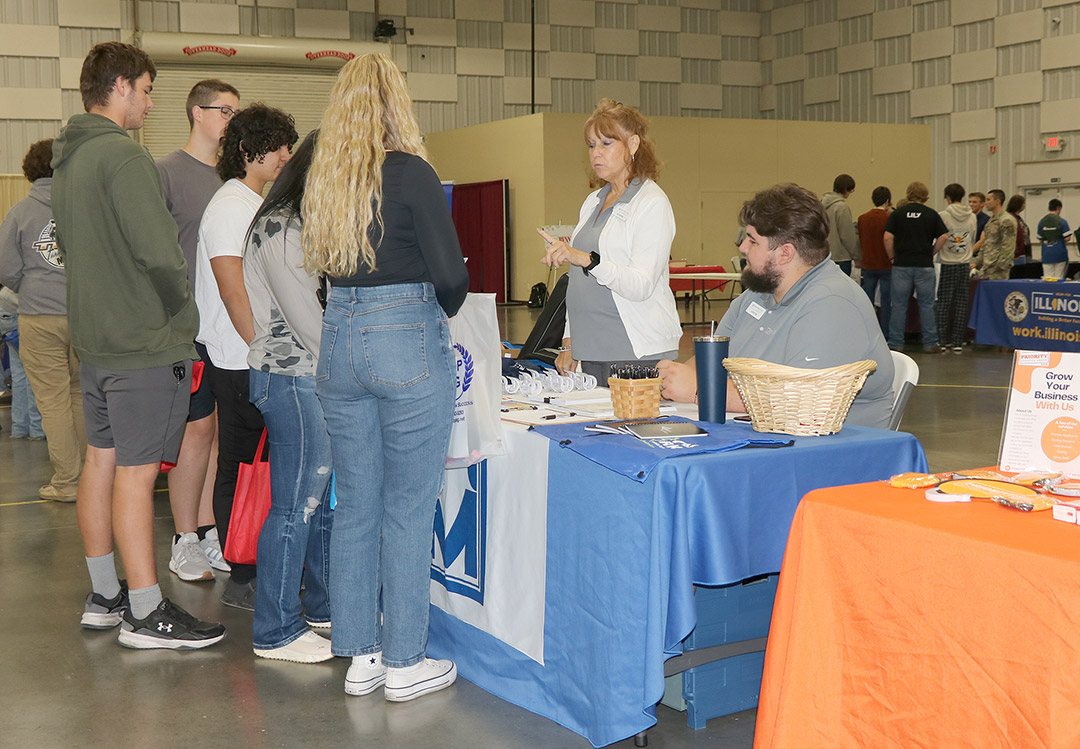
[316, 283, 455, 667]
[860, 269, 892, 336]
[888, 266, 938, 349]
[249, 368, 333, 649]
[0, 313, 43, 438]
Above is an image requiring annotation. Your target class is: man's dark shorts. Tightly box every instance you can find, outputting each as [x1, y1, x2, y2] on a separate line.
[188, 341, 215, 422]
[80, 360, 192, 466]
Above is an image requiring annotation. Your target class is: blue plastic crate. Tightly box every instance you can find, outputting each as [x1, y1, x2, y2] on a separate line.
[684, 575, 779, 650]
[683, 651, 766, 729]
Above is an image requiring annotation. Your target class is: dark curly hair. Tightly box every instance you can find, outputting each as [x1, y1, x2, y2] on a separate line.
[22, 139, 54, 182]
[217, 103, 298, 181]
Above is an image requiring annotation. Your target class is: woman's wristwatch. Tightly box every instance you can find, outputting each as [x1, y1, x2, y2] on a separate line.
[583, 251, 601, 275]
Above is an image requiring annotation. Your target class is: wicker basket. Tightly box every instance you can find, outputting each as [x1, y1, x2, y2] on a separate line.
[722, 357, 877, 436]
[608, 376, 662, 420]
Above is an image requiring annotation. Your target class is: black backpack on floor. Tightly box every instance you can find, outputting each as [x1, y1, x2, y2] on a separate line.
[517, 273, 568, 365]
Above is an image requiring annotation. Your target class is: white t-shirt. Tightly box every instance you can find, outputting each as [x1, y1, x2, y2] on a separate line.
[195, 178, 262, 370]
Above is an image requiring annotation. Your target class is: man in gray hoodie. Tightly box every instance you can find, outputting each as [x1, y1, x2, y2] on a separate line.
[0, 139, 85, 499]
[822, 174, 860, 276]
[936, 183, 977, 353]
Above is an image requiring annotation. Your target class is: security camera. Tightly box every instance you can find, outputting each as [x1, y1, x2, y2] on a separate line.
[1052, 17, 1061, 24]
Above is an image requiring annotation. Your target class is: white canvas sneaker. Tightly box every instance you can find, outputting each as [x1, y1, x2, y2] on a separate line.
[345, 652, 387, 696]
[168, 532, 214, 581]
[254, 630, 333, 663]
[384, 658, 457, 702]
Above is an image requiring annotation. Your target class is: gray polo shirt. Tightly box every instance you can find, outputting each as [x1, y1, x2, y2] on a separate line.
[718, 258, 894, 429]
[158, 149, 223, 291]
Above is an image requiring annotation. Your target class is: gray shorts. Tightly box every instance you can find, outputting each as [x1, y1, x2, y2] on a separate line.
[80, 360, 192, 466]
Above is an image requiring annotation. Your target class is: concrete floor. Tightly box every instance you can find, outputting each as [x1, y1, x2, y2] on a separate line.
[0, 298, 1009, 748]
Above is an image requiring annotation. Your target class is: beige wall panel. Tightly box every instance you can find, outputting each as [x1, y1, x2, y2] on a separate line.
[950, 110, 996, 142]
[503, 77, 551, 105]
[378, 0, 406, 14]
[457, 47, 505, 77]
[838, 41, 874, 73]
[1, 176, 32, 223]
[409, 18, 458, 47]
[1042, 36, 1080, 72]
[911, 28, 952, 62]
[910, 85, 953, 117]
[639, 57, 681, 83]
[872, 7, 913, 40]
[873, 63, 913, 95]
[679, 83, 722, 110]
[637, 5, 680, 33]
[595, 80, 640, 107]
[455, 0, 503, 22]
[698, 119, 777, 193]
[951, 49, 995, 83]
[866, 123, 932, 212]
[804, 75, 839, 105]
[293, 9, 350, 40]
[721, 61, 762, 87]
[951, 0, 995, 27]
[1042, 100, 1080, 134]
[406, 73, 458, 102]
[681, 33, 723, 61]
[994, 10, 1042, 47]
[426, 115, 546, 300]
[719, 11, 759, 37]
[542, 113, 595, 254]
[837, 0, 873, 21]
[594, 28, 639, 56]
[548, 0, 594, 28]
[759, 35, 774, 62]
[179, 2, 241, 36]
[995, 72, 1041, 108]
[348, 0, 375, 11]
[761, 84, 776, 111]
[0, 89, 62, 120]
[777, 121, 871, 196]
[504, 23, 550, 52]
[549, 52, 596, 80]
[59, 58, 82, 90]
[804, 23, 840, 54]
[772, 55, 807, 84]
[0, 25, 59, 58]
[770, 4, 805, 36]
[646, 116, 702, 262]
[1044, 0, 1079, 6]
[58, 0, 121, 28]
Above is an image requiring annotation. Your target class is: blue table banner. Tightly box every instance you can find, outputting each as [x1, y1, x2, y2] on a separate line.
[531, 417, 789, 481]
[970, 278, 1080, 351]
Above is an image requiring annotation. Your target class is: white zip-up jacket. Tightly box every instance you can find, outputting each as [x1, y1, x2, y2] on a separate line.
[566, 178, 682, 359]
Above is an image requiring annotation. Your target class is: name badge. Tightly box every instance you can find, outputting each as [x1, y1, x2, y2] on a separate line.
[613, 204, 630, 221]
[746, 301, 767, 320]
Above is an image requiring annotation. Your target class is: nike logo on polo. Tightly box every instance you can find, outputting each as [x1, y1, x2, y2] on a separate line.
[805, 357, 820, 362]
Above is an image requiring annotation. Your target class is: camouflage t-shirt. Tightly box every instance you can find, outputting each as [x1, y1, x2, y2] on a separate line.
[243, 212, 323, 376]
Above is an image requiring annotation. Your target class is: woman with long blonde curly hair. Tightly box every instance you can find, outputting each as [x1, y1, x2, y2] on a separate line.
[303, 53, 468, 702]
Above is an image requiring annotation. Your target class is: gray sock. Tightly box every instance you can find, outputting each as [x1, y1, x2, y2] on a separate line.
[85, 553, 120, 599]
[129, 584, 163, 620]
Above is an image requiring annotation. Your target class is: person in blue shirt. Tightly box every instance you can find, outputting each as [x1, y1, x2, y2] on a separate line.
[1037, 199, 1073, 279]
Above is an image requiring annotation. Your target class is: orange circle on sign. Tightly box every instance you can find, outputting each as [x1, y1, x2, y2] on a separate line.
[1040, 417, 1080, 463]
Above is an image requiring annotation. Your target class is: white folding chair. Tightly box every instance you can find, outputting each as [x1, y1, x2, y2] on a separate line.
[888, 350, 919, 431]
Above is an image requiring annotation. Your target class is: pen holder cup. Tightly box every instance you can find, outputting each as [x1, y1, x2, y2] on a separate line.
[608, 376, 662, 420]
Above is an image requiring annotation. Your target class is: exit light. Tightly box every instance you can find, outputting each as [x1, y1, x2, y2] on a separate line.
[1045, 136, 1066, 151]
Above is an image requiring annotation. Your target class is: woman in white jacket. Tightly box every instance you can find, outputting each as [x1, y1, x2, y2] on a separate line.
[539, 99, 682, 381]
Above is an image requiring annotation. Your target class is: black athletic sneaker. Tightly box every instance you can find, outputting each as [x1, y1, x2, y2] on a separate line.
[80, 580, 129, 630]
[117, 598, 226, 650]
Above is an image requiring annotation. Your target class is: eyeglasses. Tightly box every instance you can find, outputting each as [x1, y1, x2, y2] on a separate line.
[200, 105, 238, 119]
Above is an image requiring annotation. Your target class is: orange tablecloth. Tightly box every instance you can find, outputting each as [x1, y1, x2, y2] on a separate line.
[755, 479, 1080, 748]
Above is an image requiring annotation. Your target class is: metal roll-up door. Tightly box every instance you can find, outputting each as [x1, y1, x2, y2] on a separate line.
[141, 63, 338, 158]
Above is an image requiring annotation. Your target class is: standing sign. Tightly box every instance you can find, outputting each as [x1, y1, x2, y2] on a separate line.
[1000, 350, 1080, 473]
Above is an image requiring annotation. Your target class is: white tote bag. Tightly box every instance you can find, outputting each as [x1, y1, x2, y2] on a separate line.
[446, 293, 505, 468]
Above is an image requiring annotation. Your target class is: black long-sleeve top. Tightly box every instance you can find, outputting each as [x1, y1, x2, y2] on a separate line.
[331, 151, 469, 317]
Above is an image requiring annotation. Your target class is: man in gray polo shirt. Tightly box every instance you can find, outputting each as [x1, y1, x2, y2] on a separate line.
[658, 183, 894, 429]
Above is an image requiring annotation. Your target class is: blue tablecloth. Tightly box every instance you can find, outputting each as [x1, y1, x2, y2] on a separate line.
[970, 278, 1080, 351]
[427, 423, 927, 747]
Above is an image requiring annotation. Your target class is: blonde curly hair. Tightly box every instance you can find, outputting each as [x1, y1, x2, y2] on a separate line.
[302, 53, 427, 277]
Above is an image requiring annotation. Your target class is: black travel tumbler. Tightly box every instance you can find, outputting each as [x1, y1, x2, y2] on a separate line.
[694, 335, 729, 423]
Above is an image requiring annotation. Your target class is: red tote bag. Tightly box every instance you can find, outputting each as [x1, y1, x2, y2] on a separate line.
[223, 428, 271, 566]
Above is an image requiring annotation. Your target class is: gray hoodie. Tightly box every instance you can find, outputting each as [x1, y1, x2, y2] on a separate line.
[938, 202, 977, 265]
[822, 191, 860, 264]
[0, 178, 67, 316]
